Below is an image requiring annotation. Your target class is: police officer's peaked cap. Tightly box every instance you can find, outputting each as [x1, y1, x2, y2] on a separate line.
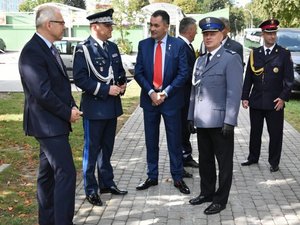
[259, 19, 279, 32]
[86, 8, 115, 24]
[199, 17, 224, 33]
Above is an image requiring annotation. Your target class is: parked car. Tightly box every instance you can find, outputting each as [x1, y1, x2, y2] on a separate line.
[53, 38, 135, 82]
[0, 38, 6, 53]
[244, 28, 300, 91]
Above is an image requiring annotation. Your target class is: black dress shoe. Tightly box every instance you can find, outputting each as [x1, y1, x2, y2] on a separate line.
[100, 185, 128, 195]
[136, 178, 158, 190]
[174, 180, 190, 194]
[241, 160, 258, 166]
[189, 195, 213, 205]
[86, 193, 102, 206]
[183, 159, 199, 168]
[204, 203, 226, 215]
[270, 165, 279, 172]
[183, 169, 193, 178]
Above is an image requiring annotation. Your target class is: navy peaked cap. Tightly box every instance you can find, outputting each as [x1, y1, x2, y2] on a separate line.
[199, 17, 224, 33]
[86, 8, 115, 24]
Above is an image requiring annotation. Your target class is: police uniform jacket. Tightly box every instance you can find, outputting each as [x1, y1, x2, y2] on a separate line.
[241, 44, 294, 110]
[188, 47, 243, 128]
[73, 36, 126, 120]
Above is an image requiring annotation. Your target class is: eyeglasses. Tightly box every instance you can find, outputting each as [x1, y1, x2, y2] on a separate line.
[50, 20, 65, 25]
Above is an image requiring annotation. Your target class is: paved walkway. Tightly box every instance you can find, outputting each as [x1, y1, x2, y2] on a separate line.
[73, 83, 300, 225]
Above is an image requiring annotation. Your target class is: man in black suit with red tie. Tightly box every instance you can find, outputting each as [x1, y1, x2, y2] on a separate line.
[177, 17, 199, 176]
[18, 4, 82, 225]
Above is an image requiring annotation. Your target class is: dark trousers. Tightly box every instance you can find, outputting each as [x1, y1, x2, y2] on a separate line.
[36, 135, 76, 225]
[197, 128, 234, 205]
[82, 118, 117, 196]
[181, 93, 193, 162]
[143, 108, 183, 182]
[248, 107, 284, 167]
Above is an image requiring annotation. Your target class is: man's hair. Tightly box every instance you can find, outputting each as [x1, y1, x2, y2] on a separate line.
[152, 10, 170, 25]
[179, 17, 196, 34]
[36, 4, 59, 28]
[219, 17, 230, 30]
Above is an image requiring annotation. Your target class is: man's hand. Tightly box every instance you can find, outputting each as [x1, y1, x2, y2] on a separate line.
[150, 92, 165, 106]
[70, 107, 83, 123]
[119, 84, 126, 95]
[109, 85, 122, 96]
[188, 120, 197, 134]
[242, 100, 249, 109]
[221, 123, 234, 137]
[274, 98, 284, 111]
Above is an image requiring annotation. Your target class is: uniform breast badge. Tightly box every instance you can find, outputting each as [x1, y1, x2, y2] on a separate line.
[273, 67, 279, 73]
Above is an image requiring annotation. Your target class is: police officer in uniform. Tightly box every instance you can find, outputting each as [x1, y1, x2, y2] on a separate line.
[73, 8, 128, 206]
[241, 19, 294, 172]
[188, 17, 243, 214]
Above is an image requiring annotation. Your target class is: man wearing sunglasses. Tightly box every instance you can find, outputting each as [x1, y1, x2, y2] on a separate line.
[73, 8, 128, 206]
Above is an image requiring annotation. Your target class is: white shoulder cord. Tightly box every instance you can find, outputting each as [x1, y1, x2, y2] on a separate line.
[81, 45, 113, 84]
[192, 57, 201, 86]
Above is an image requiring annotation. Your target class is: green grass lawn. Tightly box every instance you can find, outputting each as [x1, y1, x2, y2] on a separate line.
[0, 83, 299, 225]
[0, 81, 140, 225]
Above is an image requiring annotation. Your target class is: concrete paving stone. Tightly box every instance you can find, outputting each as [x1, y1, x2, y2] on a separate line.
[85, 215, 101, 224]
[96, 219, 113, 225]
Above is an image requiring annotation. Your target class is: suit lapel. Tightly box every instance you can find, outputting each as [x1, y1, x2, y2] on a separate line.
[202, 47, 224, 73]
[164, 36, 171, 78]
[34, 34, 68, 78]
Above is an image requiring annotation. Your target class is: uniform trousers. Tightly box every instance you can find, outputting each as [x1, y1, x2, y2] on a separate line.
[248, 107, 284, 167]
[143, 108, 183, 182]
[197, 128, 234, 205]
[82, 118, 117, 196]
[36, 135, 76, 225]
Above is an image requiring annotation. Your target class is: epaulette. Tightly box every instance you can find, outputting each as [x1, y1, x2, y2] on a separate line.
[225, 49, 236, 54]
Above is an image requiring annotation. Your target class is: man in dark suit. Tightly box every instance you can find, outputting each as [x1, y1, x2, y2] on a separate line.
[135, 10, 190, 194]
[73, 8, 128, 206]
[188, 17, 243, 214]
[241, 19, 294, 172]
[18, 4, 82, 225]
[219, 17, 244, 63]
[177, 17, 199, 174]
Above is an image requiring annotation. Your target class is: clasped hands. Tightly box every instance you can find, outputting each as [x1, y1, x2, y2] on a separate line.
[109, 84, 126, 96]
[150, 91, 166, 106]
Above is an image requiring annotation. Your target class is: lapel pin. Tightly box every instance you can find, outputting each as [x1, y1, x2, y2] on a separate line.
[168, 44, 171, 50]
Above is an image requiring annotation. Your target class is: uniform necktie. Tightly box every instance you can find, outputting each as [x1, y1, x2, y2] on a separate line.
[51, 44, 64, 71]
[153, 41, 162, 89]
[266, 48, 271, 55]
[102, 41, 109, 58]
[206, 52, 211, 66]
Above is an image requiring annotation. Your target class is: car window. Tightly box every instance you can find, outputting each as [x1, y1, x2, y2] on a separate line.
[53, 40, 68, 54]
[70, 42, 78, 54]
[277, 31, 300, 52]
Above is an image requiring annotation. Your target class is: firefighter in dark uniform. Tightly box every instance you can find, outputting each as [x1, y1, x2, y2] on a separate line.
[241, 19, 294, 172]
[73, 8, 128, 206]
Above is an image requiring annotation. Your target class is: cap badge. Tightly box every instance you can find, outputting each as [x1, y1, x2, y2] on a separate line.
[206, 17, 211, 23]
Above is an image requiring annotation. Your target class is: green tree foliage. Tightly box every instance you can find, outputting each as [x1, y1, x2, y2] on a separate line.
[19, 0, 62, 12]
[63, 0, 86, 9]
[150, 0, 173, 3]
[200, 0, 232, 13]
[248, 0, 300, 27]
[172, 0, 200, 13]
[229, 6, 245, 36]
[112, 0, 147, 53]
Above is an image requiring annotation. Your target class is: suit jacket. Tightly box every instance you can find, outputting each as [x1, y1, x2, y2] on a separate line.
[134, 35, 189, 111]
[188, 47, 243, 128]
[242, 44, 294, 110]
[223, 36, 244, 63]
[73, 36, 126, 120]
[19, 33, 76, 138]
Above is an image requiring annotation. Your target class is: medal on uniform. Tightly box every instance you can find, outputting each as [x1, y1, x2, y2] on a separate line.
[273, 67, 279, 73]
[100, 67, 103, 72]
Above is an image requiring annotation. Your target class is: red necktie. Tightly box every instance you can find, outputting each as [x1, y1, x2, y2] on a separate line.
[153, 41, 162, 89]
